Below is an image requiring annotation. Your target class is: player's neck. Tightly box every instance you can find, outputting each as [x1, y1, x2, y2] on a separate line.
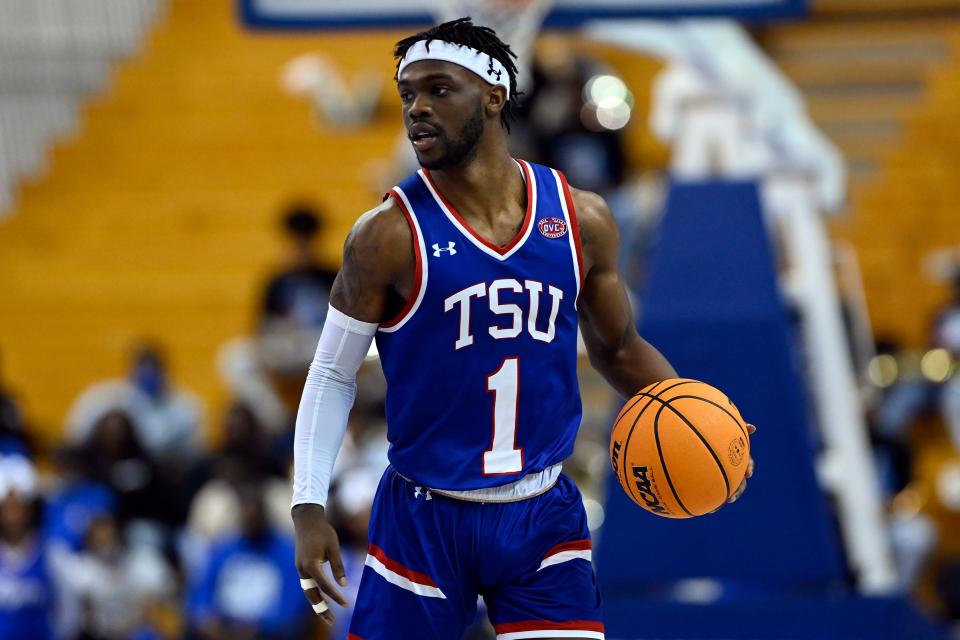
[427, 143, 524, 225]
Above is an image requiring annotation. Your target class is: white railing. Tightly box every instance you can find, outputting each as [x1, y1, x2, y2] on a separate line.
[585, 18, 898, 593]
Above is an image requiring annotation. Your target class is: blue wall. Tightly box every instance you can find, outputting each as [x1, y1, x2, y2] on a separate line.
[597, 180, 844, 588]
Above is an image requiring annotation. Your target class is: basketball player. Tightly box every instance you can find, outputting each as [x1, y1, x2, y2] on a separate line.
[291, 18, 752, 640]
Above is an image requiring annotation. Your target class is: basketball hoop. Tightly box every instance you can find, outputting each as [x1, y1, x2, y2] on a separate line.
[431, 0, 554, 91]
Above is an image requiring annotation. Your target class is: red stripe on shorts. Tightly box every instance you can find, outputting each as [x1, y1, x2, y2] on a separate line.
[543, 539, 592, 560]
[367, 544, 438, 587]
[494, 619, 605, 633]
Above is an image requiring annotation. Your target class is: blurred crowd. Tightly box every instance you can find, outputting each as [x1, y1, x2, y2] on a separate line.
[864, 267, 960, 623]
[0, 201, 363, 640]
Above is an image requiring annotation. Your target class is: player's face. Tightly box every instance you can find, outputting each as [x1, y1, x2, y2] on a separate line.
[398, 60, 488, 170]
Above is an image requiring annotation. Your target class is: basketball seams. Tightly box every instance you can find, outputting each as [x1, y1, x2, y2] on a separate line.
[617, 379, 717, 515]
[617, 395, 657, 505]
[624, 384, 741, 512]
[616, 379, 670, 505]
[648, 379, 698, 397]
[658, 401, 732, 501]
[630, 391, 733, 502]
[664, 395, 750, 441]
[652, 402, 694, 517]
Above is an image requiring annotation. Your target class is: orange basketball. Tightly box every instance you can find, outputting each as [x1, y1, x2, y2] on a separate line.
[609, 378, 750, 518]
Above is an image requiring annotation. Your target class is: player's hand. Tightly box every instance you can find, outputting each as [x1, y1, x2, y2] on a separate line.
[292, 503, 349, 626]
[727, 423, 756, 504]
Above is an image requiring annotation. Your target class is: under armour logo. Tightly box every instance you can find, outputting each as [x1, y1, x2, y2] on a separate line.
[432, 241, 457, 257]
[487, 58, 502, 81]
[414, 486, 432, 500]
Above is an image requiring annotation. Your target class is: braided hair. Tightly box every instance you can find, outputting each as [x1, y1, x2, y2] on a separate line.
[394, 17, 521, 132]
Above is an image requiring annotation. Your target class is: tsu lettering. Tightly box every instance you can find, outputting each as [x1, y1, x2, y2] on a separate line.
[632, 465, 667, 514]
[611, 440, 622, 474]
[444, 279, 564, 350]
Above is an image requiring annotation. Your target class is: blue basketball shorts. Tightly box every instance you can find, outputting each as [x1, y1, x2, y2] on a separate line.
[348, 466, 604, 640]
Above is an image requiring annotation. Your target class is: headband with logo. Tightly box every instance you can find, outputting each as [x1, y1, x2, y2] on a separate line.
[396, 39, 510, 98]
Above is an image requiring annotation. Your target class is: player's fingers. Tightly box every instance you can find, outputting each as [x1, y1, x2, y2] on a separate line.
[296, 571, 317, 603]
[299, 578, 330, 614]
[298, 577, 326, 608]
[327, 545, 348, 588]
[311, 560, 349, 607]
[298, 576, 335, 625]
[746, 423, 757, 435]
[302, 572, 337, 626]
[728, 478, 746, 503]
[746, 457, 755, 478]
[318, 601, 335, 626]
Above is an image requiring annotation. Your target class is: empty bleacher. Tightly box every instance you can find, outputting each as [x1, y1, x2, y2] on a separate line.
[0, 0, 404, 440]
[762, 1, 960, 346]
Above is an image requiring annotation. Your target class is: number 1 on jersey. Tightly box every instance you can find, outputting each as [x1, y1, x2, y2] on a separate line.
[484, 357, 523, 474]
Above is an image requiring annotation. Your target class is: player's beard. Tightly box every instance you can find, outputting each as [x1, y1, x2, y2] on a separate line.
[418, 103, 485, 170]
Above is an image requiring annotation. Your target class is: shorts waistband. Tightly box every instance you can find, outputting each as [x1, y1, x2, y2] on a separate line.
[395, 464, 562, 503]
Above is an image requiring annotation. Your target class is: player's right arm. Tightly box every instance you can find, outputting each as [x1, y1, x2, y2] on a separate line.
[291, 198, 413, 625]
[328, 197, 416, 324]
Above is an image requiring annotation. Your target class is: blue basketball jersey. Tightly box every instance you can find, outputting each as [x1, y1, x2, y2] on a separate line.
[0, 538, 55, 640]
[376, 160, 583, 490]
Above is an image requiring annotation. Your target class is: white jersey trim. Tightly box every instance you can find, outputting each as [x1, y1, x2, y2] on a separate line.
[551, 168, 582, 302]
[418, 160, 537, 262]
[379, 186, 428, 333]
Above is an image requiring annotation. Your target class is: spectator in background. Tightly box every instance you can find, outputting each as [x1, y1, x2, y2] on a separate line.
[59, 513, 174, 640]
[65, 342, 204, 465]
[0, 455, 55, 640]
[258, 202, 340, 417]
[0, 394, 32, 458]
[260, 202, 337, 338]
[513, 39, 627, 196]
[210, 402, 286, 481]
[186, 482, 307, 640]
[936, 268, 960, 450]
[183, 402, 292, 571]
[44, 448, 117, 553]
[217, 202, 340, 435]
[0, 352, 34, 457]
[75, 411, 180, 530]
[933, 268, 960, 354]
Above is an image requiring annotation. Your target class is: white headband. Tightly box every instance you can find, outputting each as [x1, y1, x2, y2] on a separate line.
[397, 40, 510, 98]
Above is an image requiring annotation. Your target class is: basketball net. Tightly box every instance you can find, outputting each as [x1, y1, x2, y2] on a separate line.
[431, 0, 554, 91]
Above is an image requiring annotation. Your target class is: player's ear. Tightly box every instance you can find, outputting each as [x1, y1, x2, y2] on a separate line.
[485, 84, 508, 118]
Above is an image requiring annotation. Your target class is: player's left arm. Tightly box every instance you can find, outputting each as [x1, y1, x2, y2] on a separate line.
[574, 188, 677, 397]
[573, 188, 753, 502]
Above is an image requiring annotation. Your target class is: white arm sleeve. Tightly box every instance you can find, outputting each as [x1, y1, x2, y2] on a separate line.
[291, 304, 378, 508]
